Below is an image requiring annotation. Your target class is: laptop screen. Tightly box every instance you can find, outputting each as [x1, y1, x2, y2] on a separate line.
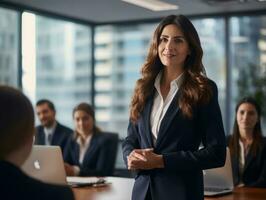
[21, 145, 67, 185]
[203, 147, 234, 189]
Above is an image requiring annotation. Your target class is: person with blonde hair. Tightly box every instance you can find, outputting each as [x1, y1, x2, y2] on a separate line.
[122, 15, 226, 200]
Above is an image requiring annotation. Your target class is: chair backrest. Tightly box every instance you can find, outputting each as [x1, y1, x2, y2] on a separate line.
[102, 132, 119, 176]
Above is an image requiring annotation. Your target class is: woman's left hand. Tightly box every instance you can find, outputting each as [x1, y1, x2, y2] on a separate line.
[127, 148, 164, 170]
[64, 163, 75, 176]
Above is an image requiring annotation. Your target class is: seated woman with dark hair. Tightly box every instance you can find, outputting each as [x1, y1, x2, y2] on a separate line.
[64, 102, 118, 177]
[228, 97, 266, 187]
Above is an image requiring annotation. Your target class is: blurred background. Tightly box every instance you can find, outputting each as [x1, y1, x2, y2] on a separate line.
[0, 0, 266, 173]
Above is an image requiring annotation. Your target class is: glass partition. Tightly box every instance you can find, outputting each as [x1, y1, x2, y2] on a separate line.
[22, 12, 92, 127]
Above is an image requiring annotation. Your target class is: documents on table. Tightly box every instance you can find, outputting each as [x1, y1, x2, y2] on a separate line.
[67, 176, 107, 187]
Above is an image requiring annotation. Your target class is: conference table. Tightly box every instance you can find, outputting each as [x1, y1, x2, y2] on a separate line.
[72, 177, 266, 200]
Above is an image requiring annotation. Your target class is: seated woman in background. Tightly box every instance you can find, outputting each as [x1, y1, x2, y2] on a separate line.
[228, 97, 266, 187]
[64, 102, 118, 177]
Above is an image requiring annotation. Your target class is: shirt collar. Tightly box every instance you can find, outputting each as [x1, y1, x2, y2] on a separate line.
[44, 121, 57, 135]
[77, 134, 93, 147]
[154, 71, 184, 93]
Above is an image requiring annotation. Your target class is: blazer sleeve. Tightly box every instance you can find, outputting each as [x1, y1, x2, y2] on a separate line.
[63, 137, 76, 164]
[246, 142, 266, 188]
[79, 148, 110, 176]
[163, 81, 226, 171]
[122, 121, 141, 167]
[79, 134, 118, 176]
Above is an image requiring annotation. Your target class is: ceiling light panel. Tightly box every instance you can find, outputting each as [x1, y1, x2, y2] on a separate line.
[121, 0, 179, 11]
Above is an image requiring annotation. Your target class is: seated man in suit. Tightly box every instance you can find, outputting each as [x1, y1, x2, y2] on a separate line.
[35, 99, 73, 158]
[0, 86, 74, 200]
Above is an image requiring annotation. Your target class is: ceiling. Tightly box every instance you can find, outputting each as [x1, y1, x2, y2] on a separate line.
[1, 0, 266, 24]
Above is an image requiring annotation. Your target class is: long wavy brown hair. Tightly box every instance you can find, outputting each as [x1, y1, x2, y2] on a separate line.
[130, 15, 212, 122]
[229, 97, 263, 157]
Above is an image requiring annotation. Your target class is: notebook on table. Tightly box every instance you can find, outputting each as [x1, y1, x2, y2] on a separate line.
[67, 176, 107, 187]
[203, 147, 234, 196]
[21, 145, 67, 185]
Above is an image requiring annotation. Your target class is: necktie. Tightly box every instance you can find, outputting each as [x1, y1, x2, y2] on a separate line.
[48, 133, 53, 145]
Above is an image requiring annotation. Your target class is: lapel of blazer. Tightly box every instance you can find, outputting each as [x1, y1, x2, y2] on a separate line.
[73, 141, 80, 165]
[141, 95, 154, 148]
[243, 150, 253, 173]
[51, 123, 58, 145]
[155, 92, 180, 148]
[82, 134, 98, 165]
[36, 127, 45, 145]
[232, 153, 240, 184]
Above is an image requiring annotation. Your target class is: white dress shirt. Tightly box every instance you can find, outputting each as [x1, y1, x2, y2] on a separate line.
[150, 71, 183, 145]
[72, 133, 93, 176]
[44, 122, 57, 145]
[238, 139, 251, 186]
[77, 134, 93, 164]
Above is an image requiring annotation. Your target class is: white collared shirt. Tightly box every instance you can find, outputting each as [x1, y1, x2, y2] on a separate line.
[238, 139, 252, 186]
[150, 71, 183, 145]
[77, 134, 93, 164]
[44, 122, 57, 145]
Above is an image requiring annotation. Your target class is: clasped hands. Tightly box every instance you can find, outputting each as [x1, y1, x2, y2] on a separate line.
[64, 163, 75, 176]
[127, 148, 164, 170]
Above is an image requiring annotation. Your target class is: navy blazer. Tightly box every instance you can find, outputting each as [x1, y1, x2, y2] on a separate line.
[0, 161, 74, 200]
[122, 80, 226, 200]
[229, 137, 266, 187]
[64, 132, 118, 176]
[35, 122, 73, 158]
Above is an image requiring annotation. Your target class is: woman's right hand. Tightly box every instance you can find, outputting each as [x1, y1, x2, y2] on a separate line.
[127, 148, 164, 170]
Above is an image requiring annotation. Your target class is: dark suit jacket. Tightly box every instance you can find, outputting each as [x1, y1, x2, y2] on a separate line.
[64, 132, 118, 176]
[0, 160, 74, 200]
[122, 80, 226, 200]
[35, 122, 73, 159]
[228, 137, 266, 187]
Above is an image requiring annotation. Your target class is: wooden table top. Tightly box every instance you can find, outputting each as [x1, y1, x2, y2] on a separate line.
[72, 177, 266, 200]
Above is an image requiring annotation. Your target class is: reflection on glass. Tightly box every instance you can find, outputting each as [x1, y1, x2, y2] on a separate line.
[22, 13, 92, 127]
[0, 7, 19, 87]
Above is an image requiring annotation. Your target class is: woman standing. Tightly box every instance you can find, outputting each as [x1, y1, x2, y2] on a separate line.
[229, 97, 266, 187]
[64, 103, 118, 176]
[122, 15, 226, 200]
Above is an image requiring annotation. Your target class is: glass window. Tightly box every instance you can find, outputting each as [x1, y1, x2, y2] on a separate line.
[229, 15, 266, 132]
[95, 24, 156, 139]
[95, 24, 156, 169]
[22, 13, 92, 128]
[0, 7, 19, 87]
[192, 18, 226, 131]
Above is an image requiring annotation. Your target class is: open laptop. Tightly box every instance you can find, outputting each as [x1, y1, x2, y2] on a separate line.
[21, 145, 67, 185]
[203, 147, 234, 196]
[21, 145, 107, 187]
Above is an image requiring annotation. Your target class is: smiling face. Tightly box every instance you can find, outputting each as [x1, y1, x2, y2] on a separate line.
[36, 103, 56, 128]
[158, 24, 190, 72]
[74, 110, 94, 137]
[237, 103, 258, 132]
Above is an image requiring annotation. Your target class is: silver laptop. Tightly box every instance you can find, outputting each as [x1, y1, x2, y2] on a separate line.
[203, 147, 234, 196]
[21, 145, 67, 185]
